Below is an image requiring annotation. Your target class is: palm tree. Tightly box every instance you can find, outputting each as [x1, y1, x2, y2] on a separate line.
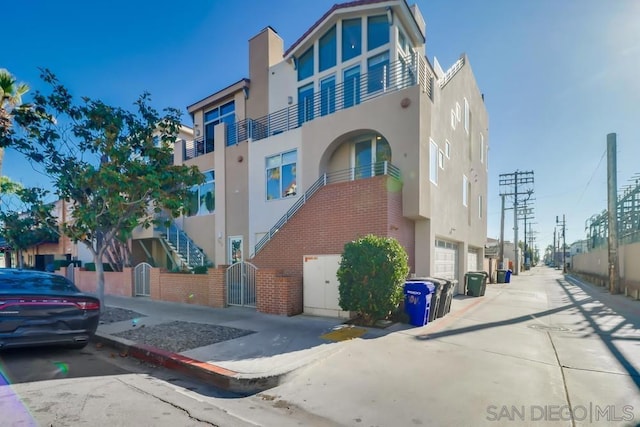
[0, 69, 29, 174]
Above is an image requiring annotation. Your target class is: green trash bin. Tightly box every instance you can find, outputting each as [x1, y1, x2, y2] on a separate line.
[465, 272, 485, 297]
[497, 269, 507, 283]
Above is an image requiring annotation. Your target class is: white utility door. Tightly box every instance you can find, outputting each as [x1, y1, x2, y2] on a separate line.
[303, 255, 350, 318]
[467, 248, 479, 272]
[434, 240, 458, 280]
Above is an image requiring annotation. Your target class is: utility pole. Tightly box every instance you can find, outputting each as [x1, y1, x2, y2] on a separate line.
[553, 228, 556, 268]
[499, 195, 505, 269]
[518, 195, 534, 268]
[556, 215, 567, 273]
[607, 133, 620, 294]
[499, 171, 534, 275]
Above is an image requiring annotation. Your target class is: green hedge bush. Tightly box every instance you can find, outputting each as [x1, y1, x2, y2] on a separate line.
[337, 234, 409, 325]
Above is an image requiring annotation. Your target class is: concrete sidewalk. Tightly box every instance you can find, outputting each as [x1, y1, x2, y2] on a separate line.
[94, 287, 483, 394]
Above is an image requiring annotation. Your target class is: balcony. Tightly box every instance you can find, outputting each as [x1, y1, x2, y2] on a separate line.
[183, 137, 214, 161]
[229, 55, 433, 145]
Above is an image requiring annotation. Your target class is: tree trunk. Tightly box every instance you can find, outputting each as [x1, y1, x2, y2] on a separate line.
[95, 258, 106, 313]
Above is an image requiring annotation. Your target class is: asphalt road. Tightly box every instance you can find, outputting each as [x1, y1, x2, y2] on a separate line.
[0, 343, 249, 426]
[0, 343, 332, 427]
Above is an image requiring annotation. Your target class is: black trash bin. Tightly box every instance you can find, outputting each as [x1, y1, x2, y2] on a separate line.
[406, 277, 442, 322]
[424, 277, 454, 318]
[403, 281, 435, 326]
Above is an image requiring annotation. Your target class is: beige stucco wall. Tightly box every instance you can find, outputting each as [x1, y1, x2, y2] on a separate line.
[248, 27, 283, 120]
[427, 58, 488, 278]
[572, 248, 607, 276]
[621, 242, 640, 283]
[573, 242, 640, 284]
[247, 128, 303, 254]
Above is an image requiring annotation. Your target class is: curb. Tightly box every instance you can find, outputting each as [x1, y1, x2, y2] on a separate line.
[92, 332, 282, 395]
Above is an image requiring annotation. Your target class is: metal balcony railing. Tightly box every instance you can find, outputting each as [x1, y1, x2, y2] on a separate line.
[156, 217, 209, 269]
[184, 136, 214, 160]
[230, 56, 433, 145]
[253, 161, 401, 256]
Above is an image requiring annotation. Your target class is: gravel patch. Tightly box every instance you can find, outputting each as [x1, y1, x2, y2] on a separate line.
[100, 306, 147, 324]
[112, 321, 255, 353]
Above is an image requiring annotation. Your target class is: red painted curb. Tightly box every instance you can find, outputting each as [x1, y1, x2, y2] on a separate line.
[92, 333, 281, 394]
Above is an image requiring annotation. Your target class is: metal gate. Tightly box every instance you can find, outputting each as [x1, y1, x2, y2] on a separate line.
[226, 262, 257, 307]
[134, 262, 152, 296]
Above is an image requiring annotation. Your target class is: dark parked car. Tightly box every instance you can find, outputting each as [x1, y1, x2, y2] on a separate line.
[0, 269, 100, 350]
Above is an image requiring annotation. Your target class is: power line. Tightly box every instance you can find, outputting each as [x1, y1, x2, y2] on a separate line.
[577, 149, 606, 205]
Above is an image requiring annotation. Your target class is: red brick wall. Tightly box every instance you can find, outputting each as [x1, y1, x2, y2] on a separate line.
[154, 268, 226, 307]
[250, 176, 414, 316]
[61, 265, 227, 308]
[252, 176, 403, 277]
[60, 267, 134, 297]
[256, 269, 302, 316]
[156, 271, 211, 305]
[207, 267, 227, 308]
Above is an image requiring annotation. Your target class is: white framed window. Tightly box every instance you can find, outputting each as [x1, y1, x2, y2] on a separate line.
[464, 97, 470, 134]
[480, 133, 484, 163]
[463, 175, 469, 207]
[429, 139, 438, 185]
[455, 102, 461, 122]
[438, 150, 444, 169]
[478, 195, 483, 219]
[445, 140, 451, 159]
[451, 110, 456, 130]
[266, 150, 297, 200]
[186, 170, 215, 216]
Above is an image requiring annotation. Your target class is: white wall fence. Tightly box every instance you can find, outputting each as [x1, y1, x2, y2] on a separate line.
[571, 241, 640, 299]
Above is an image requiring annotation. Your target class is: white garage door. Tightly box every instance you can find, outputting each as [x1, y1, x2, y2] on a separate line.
[434, 240, 458, 280]
[467, 248, 479, 272]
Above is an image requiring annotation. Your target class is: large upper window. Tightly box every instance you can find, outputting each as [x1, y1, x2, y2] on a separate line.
[204, 101, 235, 150]
[343, 66, 361, 108]
[320, 76, 336, 116]
[398, 28, 409, 54]
[186, 171, 215, 216]
[266, 150, 297, 200]
[298, 84, 314, 126]
[298, 46, 314, 81]
[319, 26, 337, 72]
[367, 51, 389, 93]
[342, 18, 362, 62]
[367, 15, 389, 51]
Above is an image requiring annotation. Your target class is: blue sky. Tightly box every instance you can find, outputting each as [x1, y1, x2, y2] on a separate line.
[4, 0, 639, 254]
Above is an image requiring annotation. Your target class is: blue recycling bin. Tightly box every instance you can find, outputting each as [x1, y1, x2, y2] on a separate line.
[505, 270, 512, 283]
[403, 281, 435, 326]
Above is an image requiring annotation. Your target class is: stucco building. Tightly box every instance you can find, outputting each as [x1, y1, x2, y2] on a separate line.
[132, 0, 489, 309]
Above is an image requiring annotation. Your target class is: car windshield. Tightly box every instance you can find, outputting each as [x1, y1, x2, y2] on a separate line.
[0, 273, 78, 292]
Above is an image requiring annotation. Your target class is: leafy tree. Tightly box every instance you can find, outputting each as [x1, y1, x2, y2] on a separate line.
[2, 69, 203, 307]
[0, 69, 29, 173]
[337, 234, 410, 325]
[0, 186, 58, 269]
